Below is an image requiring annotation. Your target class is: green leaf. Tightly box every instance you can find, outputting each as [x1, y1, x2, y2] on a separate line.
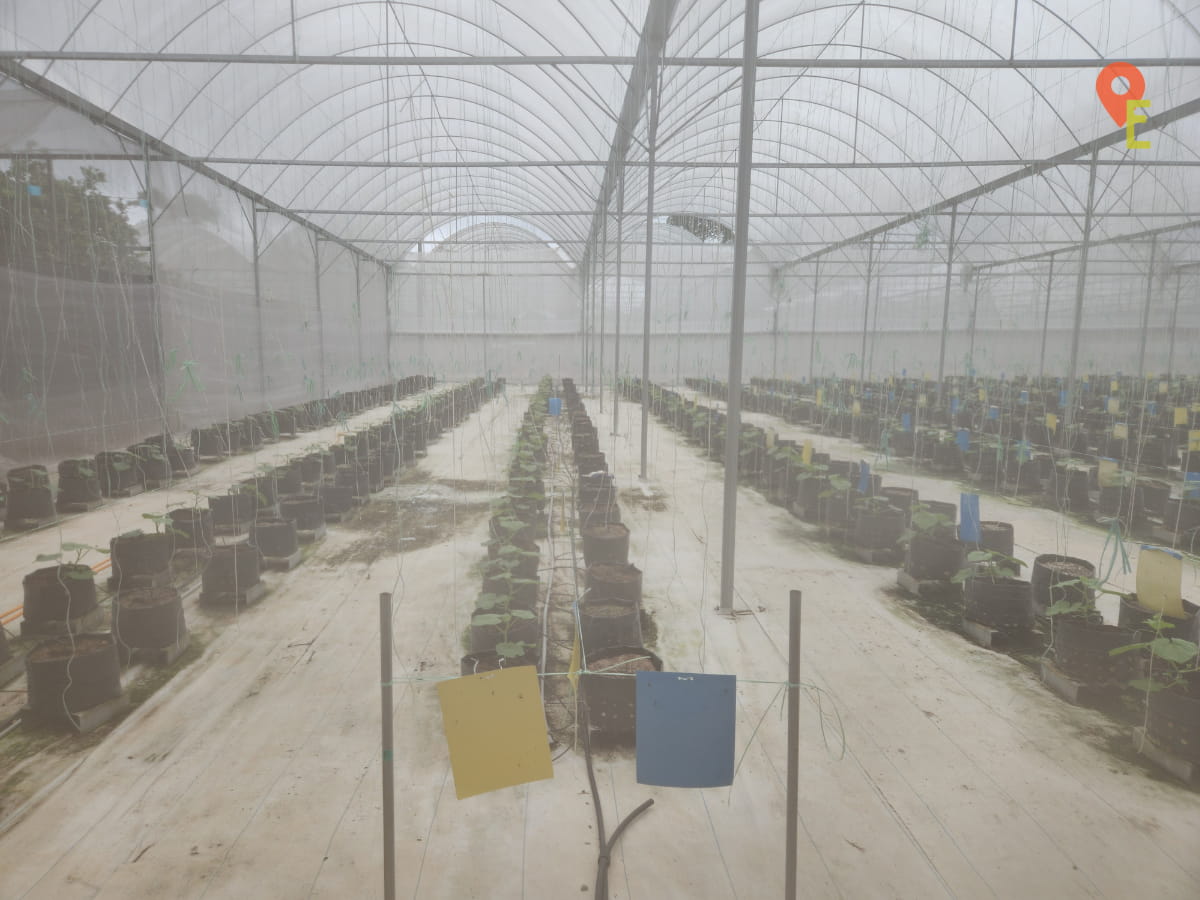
[1109, 641, 1152, 657]
[1045, 599, 1089, 617]
[471, 613, 503, 627]
[509, 609, 536, 620]
[1129, 678, 1168, 693]
[35, 552, 62, 562]
[495, 642, 528, 659]
[966, 550, 992, 563]
[476, 593, 507, 610]
[1148, 637, 1199, 665]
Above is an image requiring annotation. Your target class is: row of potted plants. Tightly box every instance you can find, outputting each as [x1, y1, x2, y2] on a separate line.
[9, 378, 497, 730]
[628, 377, 1200, 778]
[1, 375, 439, 533]
[461, 377, 552, 675]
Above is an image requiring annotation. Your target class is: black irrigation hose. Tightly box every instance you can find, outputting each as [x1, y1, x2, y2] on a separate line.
[581, 700, 654, 900]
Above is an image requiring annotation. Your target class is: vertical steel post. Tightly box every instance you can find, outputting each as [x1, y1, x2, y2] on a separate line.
[785, 589, 801, 900]
[379, 592, 395, 900]
[1166, 270, 1183, 377]
[1037, 255, 1055, 385]
[612, 171, 625, 435]
[1063, 151, 1100, 433]
[384, 266, 394, 383]
[859, 239, 874, 385]
[313, 235, 327, 398]
[868, 267, 882, 379]
[251, 207, 267, 400]
[599, 217, 608, 413]
[935, 204, 958, 405]
[640, 67, 661, 479]
[718, 0, 760, 614]
[809, 260, 820, 386]
[966, 277, 981, 374]
[580, 266, 588, 387]
[1135, 234, 1158, 380]
[354, 255, 364, 385]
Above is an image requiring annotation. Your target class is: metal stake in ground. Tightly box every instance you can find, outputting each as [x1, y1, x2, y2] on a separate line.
[380, 592, 395, 900]
[786, 589, 801, 900]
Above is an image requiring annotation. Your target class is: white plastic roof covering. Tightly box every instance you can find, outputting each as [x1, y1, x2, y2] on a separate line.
[1, 1, 1198, 268]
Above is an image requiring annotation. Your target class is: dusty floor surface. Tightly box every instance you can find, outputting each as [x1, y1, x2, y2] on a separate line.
[1, 382, 1199, 898]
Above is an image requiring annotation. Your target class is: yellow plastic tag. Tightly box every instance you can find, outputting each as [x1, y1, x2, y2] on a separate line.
[437, 666, 554, 799]
[1045, 413, 1058, 433]
[1136, 547, 1185, 620]
[1097, 458, 1120, 488]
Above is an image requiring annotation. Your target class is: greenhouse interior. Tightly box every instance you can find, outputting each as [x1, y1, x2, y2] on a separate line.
[1, 1, 1200, 898]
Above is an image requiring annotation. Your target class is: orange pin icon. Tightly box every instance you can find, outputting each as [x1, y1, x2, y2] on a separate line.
[1096, 61, 1145, 126]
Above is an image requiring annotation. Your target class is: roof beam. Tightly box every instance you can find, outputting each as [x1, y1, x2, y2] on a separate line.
[1, 51, 1196, 69]
[581, 0, 677, 276]
[784, 94, 1200, 270]
[974, 218, 1200, 271]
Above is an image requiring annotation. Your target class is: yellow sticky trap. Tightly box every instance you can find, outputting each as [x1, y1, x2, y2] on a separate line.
[1190, 430, 1200, 452]
[1046, 413, 1058, 433]
[1193, 402, 1200, 413]
[852, 400, 862, 415]
[1113, 423, 1128, 440]
[1136, 547, 1185, 620]
[1175, 407, 1189, 426]
[918, 393, 927, 408]
[1097, 458, 1120, 488]
[801, 440, 813, 465]
[437, 666, 553, 800]
[1159, 380, 1168, 395]
[816, 388, 823, 407]
[1111, 380, 1120, 393]
[979, 387, 987, 402]
[567, 633, 581, 694]
[1107, 397, 1120, 415]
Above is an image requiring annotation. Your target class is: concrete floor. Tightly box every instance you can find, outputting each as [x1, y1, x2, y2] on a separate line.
[0, 383, 1198, 899]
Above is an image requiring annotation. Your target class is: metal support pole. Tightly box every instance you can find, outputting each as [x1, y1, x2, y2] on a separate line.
[1135, 234, 1158, 379]
[859, 240, 874, 385]
[640, 67, 661, 479]
[868, 269, 882, 379]
[612, 171, 624, 435]
[141, 141, 168, 430]
[251, 208, 267, 400]
[480, 273, 489, 380]
[771, 304, 780, 385]
[809, 259, 820, 386]
[354, 255, 364, 384]
[599, 219, 608, 413]
[383, 266, 394, 383]
[1166, 271, 1183, 377]
[935, 204, 958, 405]
[785, 589, 802, 900]
[718, 0, 760, 615]
[379, 592, 395, 900]
[966, 277, 981, 374]
[1063, 151, 1100, 433]
[313, 236, 327, 398]
[1038, 255, 1055, 384]
[580, 270, 588, 387]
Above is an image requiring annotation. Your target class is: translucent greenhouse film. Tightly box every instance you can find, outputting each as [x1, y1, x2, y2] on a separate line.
[1, 2, 1200, 899]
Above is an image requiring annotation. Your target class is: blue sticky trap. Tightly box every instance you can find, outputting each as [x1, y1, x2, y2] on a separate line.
[1019, 391, 1029, 404]
[636, 671, 736, 788]
[1000, 371, 1006, 381]
[960, 493, 981, 543]
[1059, 389, 1068, 407]
[888, 391, 895, 404]
[901, 412, 912, 432]
[858, 460, 871, 494]
[26, 184, 42, 196]
[902, 368, 907, 377]
[1148, 401, 1157, 416]
[1017, 440, 1032, 463]
[950, 396, 959, 414]
[956, 429, 970, 452]
[548, 396, 562, 416]
[988, 405, 999, 420]
[1186, 473, 1200, 499]
[864, 388, 872, 399]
